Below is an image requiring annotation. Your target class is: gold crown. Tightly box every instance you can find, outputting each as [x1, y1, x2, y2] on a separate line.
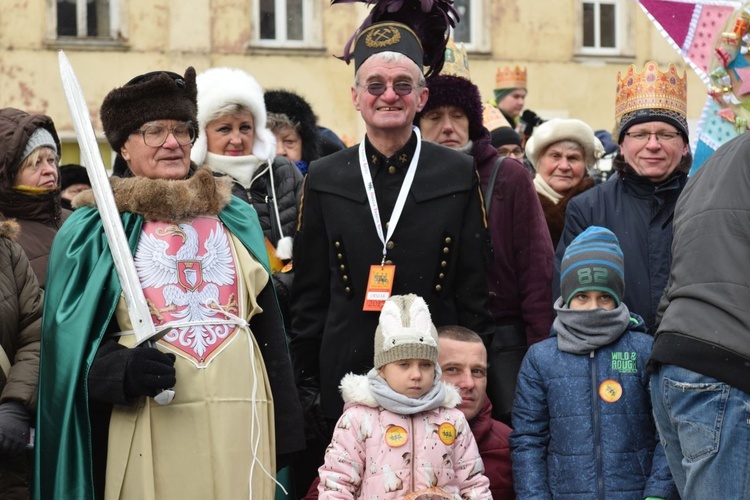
[441, 37, 470, 79]
[615, 61, 687, 120]
[482, 105, 511, 131]
[495, 65, 527, 90]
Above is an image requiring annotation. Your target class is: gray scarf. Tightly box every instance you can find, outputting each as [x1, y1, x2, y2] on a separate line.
[367, 365, 446, 415]
[554, 297, 631, 354]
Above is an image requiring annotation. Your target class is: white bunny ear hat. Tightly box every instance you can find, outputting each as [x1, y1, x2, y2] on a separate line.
[374, 294, 438, 369]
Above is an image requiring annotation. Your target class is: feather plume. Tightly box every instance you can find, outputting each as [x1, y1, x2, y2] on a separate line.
[331, 0, 459, 77]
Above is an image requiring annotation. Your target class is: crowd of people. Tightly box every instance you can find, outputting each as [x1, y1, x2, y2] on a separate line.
[0, 1, 746, 499]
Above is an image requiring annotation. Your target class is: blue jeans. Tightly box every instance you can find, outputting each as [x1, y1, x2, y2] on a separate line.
[651, 364, 750, 499]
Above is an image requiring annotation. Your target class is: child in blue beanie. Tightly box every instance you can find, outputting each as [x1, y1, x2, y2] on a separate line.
[510, 226, 677, 500]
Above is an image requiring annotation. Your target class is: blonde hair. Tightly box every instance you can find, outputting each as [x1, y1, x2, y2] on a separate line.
[16, 146, 59, 175]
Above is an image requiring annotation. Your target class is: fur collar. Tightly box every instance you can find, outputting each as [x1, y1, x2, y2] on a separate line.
[339, 373, 461, 409]
[73, 167, 233, 223]
[0, 219, 20, 240]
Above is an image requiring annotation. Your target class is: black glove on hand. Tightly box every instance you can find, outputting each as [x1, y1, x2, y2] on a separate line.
[124, 346, 177, 398]
[298, 379, 329, 442]
[0, 400, 30, 457]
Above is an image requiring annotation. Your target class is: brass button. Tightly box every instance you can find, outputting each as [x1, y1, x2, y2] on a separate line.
[345, 287, 351, 293]
[337, 253, 343, 260]
[439, 273, 445, 279]
[385, 221, 390, 229]
[443, 247, 450, 254]
[386, 241, 395, 250]
[435, 284, 442, 292]
[342, 275, 349, 282]
[441, 260, 447, 267]
[385, 259, 393, 265]
[444, 236, 452, 244]
[388, 166, 397, 174]
[340, 264, 345, 271]
[334, 241, 341, 248]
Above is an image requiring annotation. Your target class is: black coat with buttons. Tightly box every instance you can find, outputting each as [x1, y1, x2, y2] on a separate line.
[289, 137, 493, 420]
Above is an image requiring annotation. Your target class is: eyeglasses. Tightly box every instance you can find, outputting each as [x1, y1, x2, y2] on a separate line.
[134, 122, 196, 147]
[358, 81, 417, 96]
[497, 146, 524, 159]
[623, 131, 681, 143]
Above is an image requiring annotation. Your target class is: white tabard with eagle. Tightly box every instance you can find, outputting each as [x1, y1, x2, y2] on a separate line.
[105, 216, 276, 500]
[135, 216, 241, 366]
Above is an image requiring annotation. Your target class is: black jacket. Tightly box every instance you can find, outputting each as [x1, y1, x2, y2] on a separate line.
[290, 136, 493, 419]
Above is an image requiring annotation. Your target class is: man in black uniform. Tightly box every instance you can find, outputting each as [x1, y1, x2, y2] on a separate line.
[290, 5, 492, 429]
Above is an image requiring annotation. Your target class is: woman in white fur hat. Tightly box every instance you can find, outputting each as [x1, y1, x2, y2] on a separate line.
[524, 118, 604, 247]
[192, 67, 303, 266]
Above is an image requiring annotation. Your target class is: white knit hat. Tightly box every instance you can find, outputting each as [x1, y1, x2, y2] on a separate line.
[374, 295, 438, 369]
[525, 118, 604, 168]
[191, 67, 276, 166]
[21, 128, 57, 166]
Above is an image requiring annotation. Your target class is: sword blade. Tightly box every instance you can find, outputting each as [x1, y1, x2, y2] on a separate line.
[58, 50, 160, 346]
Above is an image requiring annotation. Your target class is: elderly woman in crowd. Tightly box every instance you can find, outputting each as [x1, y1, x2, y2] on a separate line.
[0, 108, 68, 288]
[525, 118, 602, 247]
[35, 67, 304, 500]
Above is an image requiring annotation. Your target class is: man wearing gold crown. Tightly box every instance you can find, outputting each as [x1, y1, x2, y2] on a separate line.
[554, 61, 691, 335]
[493, 65, 528, 126]
[290, 2, 493, 475]
[415, 40, 554, 426]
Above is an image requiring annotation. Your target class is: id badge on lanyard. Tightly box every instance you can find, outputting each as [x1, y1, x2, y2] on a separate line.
[359, 127, 422, 311]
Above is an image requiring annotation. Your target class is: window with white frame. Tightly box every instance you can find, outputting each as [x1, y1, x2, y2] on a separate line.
[55, 0, 119, 39]
[580, 0, 623, 54]
[451, 0, 489, 52]
[254, 0, 321, 48]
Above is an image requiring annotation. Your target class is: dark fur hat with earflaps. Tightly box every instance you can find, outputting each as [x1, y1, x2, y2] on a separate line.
[332, 0, 459, 78]
[100, 67, 198, 154]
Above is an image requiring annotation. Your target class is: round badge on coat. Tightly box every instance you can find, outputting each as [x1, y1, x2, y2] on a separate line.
[385, 425, 408, 447]
[438, 422, 456, 445]
[599, 379, 623, 403]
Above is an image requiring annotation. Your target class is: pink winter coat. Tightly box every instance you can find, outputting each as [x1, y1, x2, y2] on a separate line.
[318, 373, 492, 499]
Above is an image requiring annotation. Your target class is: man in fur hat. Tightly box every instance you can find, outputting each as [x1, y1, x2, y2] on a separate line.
[35, 67, 304, 500]
[290, 1, 492, 458]
[416, 66, 554, 425]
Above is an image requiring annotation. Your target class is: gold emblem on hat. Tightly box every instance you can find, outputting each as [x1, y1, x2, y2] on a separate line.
[365, 25, 402, 48]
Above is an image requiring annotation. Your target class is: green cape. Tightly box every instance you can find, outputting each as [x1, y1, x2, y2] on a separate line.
[33, 198, 269, 499]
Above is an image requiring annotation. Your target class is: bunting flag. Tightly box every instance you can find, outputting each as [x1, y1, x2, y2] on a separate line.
[636, 0, 750, 172]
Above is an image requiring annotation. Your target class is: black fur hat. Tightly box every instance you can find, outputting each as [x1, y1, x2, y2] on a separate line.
[416, 74, 484, 142]
[100, 67, 198, 153]
[264, 89, 320, 164]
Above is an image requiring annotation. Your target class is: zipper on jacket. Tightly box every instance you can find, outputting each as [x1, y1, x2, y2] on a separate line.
[591, 350, 604, 499]
[410, 416, 415, 493]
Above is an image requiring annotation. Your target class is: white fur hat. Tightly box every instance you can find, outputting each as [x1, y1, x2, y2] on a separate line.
[525, 118, 605, 168]
[191, 67, 276, 166]
[374, 295, 438, 369]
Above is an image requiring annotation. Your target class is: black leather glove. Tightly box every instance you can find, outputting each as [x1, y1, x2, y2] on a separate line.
[0, 400, 30, 457]
[297, 378, 329, 442]
[124, 346, 177, 398]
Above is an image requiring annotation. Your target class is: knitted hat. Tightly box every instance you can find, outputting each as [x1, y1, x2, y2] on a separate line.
[191, 67, 276, 166]
[21, 128, 57, 164]
[59, 164, 90, 190]
[264, 89, 320, 164]
[560, 226, 625, 307]
[100, 67, 198, 154]
[490, 127, 523, 149]
[374, 294, 438, 369]
[416, 74, 485, 142]
[525, 118, 605, 168]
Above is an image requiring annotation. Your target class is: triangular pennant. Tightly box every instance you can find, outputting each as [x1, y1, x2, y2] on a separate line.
[638, 0, 697, 48]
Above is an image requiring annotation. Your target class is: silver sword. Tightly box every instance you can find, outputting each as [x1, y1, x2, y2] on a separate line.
[58, 50, 174, 405]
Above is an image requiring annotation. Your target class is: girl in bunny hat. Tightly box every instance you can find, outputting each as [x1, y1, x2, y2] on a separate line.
[317, 294, 491, 499]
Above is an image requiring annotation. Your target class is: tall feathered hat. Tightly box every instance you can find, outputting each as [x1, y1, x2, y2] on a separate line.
[332, 0, 459, 78]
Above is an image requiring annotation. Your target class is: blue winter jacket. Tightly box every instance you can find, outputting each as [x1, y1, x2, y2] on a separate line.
[510, 315, 677, 500]
[553, 171, 687, 333]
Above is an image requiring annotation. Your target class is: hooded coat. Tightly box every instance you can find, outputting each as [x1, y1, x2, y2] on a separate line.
[511, 315, 677, 500]
[0, 108, 68, 288]
[318, 373, 491, 499]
